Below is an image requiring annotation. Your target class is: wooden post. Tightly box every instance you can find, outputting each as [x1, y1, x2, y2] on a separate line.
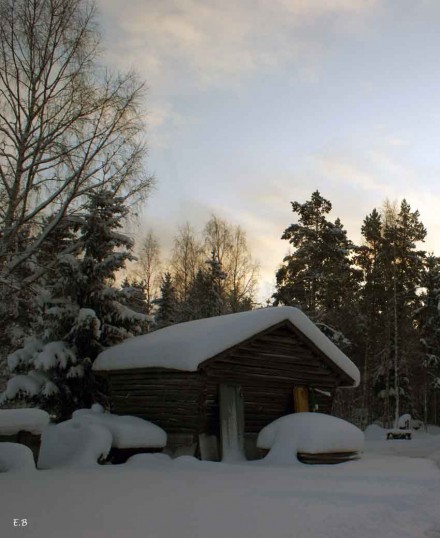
[219, 384, 245, 462]
[293, 386, 309, 412]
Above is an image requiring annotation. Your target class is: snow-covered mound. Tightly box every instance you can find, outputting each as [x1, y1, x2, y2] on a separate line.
[364, 424, 386, 440]
[398, 413, 412, 429]
[257, 412, 364, 464]
[0, 408, 50, 436]
[93, 306, 359, 387]
[72, 407, 167, 448]
[126, 453, 172, 467]
[0, 443, 36, 472]
[38, 421, 112, 469]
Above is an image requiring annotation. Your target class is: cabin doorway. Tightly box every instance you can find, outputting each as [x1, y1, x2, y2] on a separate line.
[219, 383, 245, 462]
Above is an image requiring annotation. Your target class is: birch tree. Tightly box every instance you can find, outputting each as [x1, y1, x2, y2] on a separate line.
[136, 230, 161, 314]
[0, 0, 152, 281]
[0, 0, 152, 353]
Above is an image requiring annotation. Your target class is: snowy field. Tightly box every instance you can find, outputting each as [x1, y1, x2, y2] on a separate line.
[2, 429, 440, 538]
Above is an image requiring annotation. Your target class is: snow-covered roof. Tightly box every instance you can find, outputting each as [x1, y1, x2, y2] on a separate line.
[93, 306, 360, 386]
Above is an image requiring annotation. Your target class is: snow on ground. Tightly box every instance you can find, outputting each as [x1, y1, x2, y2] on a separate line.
[1, 437, 440, 538]
[364, 424, 440, 461]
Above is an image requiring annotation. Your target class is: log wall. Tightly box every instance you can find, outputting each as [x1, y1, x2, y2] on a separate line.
[107, 369, 203, 436]
[201, 323, 338, 434]
[104, 323, 341, 438]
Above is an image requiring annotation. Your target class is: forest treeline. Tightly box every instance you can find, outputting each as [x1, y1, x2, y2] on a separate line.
[133, 190, 440, 428]
[273, 191, 440, 428]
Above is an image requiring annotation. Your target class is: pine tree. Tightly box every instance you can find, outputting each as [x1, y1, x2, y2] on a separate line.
[366, 200, 426, 425]
[273, 191, 359, 325]
[354, 209, 387, 424]
[417, 255, 440, 423]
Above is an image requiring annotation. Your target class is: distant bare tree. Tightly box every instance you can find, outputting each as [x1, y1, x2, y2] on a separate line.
[136, 230, 161, 313]
[170, 223, 204, 303]
[0, 0, 152, 283]
[204, 215, 258, 312]
[227, 225, 259, 312]
[204, 215, 232, 266]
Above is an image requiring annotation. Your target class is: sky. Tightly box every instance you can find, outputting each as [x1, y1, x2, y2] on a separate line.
[97, 0, 440, 301]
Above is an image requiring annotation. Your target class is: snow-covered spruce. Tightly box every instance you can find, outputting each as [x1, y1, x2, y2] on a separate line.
[1, 192, 150, 418]
[257, 412, 364, 465]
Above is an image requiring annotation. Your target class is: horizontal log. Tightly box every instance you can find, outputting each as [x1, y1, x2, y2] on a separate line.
[110, 385, 200, 393]
[205, 362, 331, 379]
[111, 406, 199, 415]
[239, 344, 314, 358]
[218, 348, 322, 364]
[111, 390, 200, 400]
[209, 353, 328, 370]
[110, 376, 202, 385]
[211, 362, 318, 374]
[205, 372, 339, 387]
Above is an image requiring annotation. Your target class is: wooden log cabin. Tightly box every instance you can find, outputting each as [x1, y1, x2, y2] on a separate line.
[93, 306, 360, 460]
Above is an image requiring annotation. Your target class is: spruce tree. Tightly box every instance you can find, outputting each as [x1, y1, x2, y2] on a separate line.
[1, 191, 148, 418]
[155, 273, 178, 329]
[184, 250, 228, 321]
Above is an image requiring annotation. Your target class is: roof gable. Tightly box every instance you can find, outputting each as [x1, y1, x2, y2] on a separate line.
[199, 320, 354, 387]
[92, 307, 360, 386]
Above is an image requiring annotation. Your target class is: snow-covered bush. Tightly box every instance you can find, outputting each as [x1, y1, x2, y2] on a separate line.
[72, 407, 167, 449]
[38, 406, 166, 469]
[38, 421, 112, 470]
[257, 412, 364, 465]
[0, 443, 36, 472]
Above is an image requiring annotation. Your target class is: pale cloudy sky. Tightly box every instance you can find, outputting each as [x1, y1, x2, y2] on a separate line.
[97, 0, 440, 301]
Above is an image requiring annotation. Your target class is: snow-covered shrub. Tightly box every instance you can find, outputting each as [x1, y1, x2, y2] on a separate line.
[38, 421, 112, 469]
[257, 412, 364, 465]
[0, 443, 36, 472]
[72, 407, 167, 449]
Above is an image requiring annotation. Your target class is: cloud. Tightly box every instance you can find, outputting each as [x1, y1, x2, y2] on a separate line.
[317, 156, 393, 196]
[97, 0, 379, 91]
